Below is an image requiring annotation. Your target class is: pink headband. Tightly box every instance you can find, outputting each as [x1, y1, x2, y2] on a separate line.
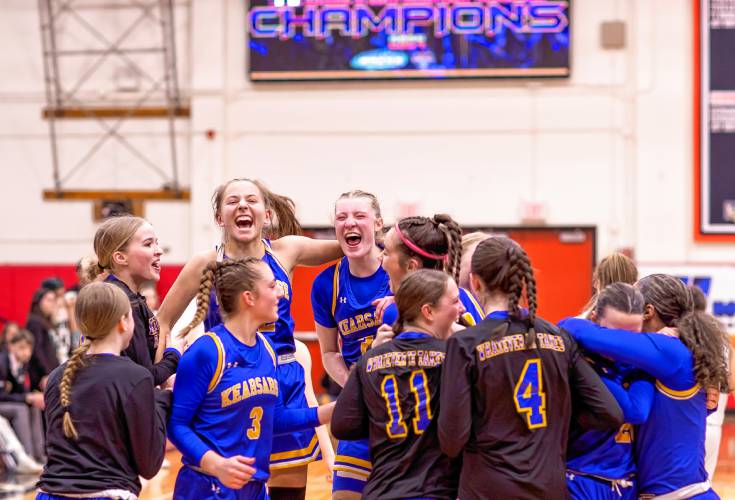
[394, 223, 448, 262]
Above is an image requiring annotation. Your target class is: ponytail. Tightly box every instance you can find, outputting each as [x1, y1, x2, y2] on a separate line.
[177, 262, 216, 339]
[60, 341, 91, 440]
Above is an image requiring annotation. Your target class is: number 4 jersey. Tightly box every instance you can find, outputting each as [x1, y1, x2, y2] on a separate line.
[438, 312, 624, 500]
[331, 331, 460, 500]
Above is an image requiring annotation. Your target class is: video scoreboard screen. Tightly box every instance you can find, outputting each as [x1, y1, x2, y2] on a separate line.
[247, 0, 571, 80]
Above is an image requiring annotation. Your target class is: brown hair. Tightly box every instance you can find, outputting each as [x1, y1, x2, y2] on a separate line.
[178, 258, 267, 338]
[637, 274, 729, 392]
[471, 237, 538, 347]
[212, 178, 302, 240]
[84, 216, 146, 284]
[594, 282, 645, 318]
[62, 282, 131, 439]
[393, 269, 450, 335]
[395, 214, 462, 283]
[8, 328, 34, 346]
[335, 190, 385, 244]
[689, 285, 707, 312]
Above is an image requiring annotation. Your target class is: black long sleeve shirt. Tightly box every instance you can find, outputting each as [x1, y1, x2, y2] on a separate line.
[0, 351, 30, 403]
[38, 355, 172, 495]
[438, 315, 623, 500]
[26, 313, 59, 389]
[106, 276, 179, 385]
[332, 333, 460, 500]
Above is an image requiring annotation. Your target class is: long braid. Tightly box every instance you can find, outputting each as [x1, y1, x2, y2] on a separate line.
[519, 252, 538, 348]
[506, 246, 524, 318]
[60, 341, 90, 439]
[433, 214, 462, 284]
[177, 262, 216, 338]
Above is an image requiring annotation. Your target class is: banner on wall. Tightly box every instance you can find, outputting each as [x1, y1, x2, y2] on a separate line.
[697, 0, 735, 239]
[638, 264, 735, 334]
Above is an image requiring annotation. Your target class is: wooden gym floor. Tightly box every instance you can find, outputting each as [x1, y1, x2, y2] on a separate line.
[16, 416, 735, 499]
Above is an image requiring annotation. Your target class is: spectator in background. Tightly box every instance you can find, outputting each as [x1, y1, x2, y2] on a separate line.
[40, 278, 75, 364]
[0, 323, 20, 352]
[0, 328, 45, 465]
[25, 288, 59, 390]
[139, 282, 160, 314]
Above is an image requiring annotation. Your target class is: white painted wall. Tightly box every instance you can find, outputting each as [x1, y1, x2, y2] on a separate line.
[0, 0, 731, 265]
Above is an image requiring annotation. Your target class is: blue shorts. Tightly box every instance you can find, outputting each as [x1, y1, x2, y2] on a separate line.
[269, 358, 320, 470]
[37, 494, 123, 500]
[567, 473, 636, 500]
[333, 439, 371, 493]
[173, 466, 268, 500]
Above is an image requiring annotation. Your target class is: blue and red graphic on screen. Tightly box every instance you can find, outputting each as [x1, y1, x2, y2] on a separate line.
[248, 0, 570, 80]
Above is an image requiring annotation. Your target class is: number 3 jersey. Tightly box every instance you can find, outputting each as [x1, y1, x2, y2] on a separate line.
[331, 331, 460, 500]
[438, 312, 624, 500]
[168, 323, 319, 484]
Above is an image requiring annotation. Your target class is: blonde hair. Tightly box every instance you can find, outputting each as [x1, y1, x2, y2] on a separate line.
[62, 282, 130, 439]
[583, 252, 638, 315]
[335, 190, 385, 244]
[84, 216, 146, 284]
[461, 231, 491, 255]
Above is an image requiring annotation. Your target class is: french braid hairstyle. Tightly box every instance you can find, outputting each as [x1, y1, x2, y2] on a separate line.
[394, 214, 462, 283]
[471, 237, 539, 348]
[637, 274, 730, 392]
[393, 270, 451, 336]
[212, 178, 302, 240]
[177, 257, 266, 338]
[62, 282, 130, 439]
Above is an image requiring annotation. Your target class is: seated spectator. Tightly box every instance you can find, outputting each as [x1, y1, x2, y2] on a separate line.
[0, 329, 45, 464]
[25, 289, 59, 391]
[0, 323, 20, 353]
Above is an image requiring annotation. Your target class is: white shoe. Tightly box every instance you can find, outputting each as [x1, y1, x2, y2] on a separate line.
[14, 455, 43, 474]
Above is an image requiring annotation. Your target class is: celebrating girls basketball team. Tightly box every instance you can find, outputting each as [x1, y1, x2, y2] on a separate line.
[37, 178, 729, 500]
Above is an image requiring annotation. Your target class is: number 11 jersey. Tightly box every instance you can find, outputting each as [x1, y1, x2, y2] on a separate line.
[331, 331, 459, 500]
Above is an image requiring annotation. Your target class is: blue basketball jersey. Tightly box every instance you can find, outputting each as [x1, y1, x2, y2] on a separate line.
[204, 240, 296, 355]
[567, 358, 649, 481]
[170, 323, 280, 483]
[169, 324, 319, 487]
[558, 318, 715, 498]
[382, 287, 483, 328]
[311, 257, 391, 368]
[636, 382, 709, 495]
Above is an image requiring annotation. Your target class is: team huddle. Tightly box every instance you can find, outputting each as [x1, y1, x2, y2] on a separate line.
[33, 178, 731, 500]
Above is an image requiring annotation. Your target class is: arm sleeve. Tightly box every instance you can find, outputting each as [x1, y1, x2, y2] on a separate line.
[559, 317, 693, 388]
[568, 340, 625, 430]
[150, 350, 180, 386]
[167, 337, 217, 466]
[331, 367, 369, 440]
[382, 303, 398, 327]
[438, 337, 473, 458]
[311, 269, 337, 328]
[273, 406, 320, 434]
[123, 312, 179, 386]
[122, 375, 171, 479]
[601, 377, 654, 425]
